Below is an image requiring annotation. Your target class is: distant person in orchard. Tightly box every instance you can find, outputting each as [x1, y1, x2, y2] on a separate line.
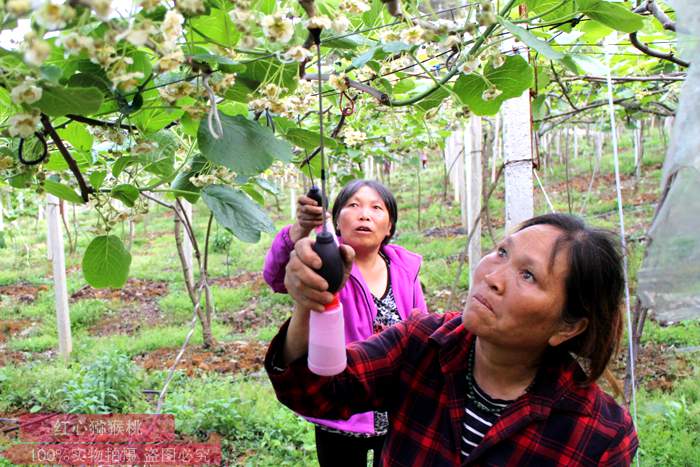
[265, 213, 638, 466]
[421, 152, 428, 169]
[263, 179, 428, 466]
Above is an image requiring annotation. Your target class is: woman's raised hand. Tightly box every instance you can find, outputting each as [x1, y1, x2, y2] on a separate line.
[289, 195, 326, 243]
[284, 237, 355, 312]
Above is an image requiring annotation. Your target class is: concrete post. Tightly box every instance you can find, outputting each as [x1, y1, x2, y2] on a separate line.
[47, 194, 72, 358]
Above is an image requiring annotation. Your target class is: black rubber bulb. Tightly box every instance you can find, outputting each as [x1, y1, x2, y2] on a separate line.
[306, 185, 327, 209]
[312, 231, 345, 294]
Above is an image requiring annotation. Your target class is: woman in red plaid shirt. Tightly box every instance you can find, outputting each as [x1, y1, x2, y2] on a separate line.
[266, 213, 638, 466]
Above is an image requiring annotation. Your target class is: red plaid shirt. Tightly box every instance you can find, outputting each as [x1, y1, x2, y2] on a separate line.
[266, 312, 638, 466]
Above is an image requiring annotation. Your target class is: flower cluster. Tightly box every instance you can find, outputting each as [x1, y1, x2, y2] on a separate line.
[328, 74, 349, 92]
[176, 0, 205, 15]
[339, 0, 371, 14]
[342, 127, 366, 147]
[7, 110, 41, 138]
[307, 15, 332, 30]
[60, 33, 95, 57]
[6, 0, 31, 16]
[131, 141, 159, 155]
[282, 45, 312, 63]
[400, 26, 426, 46]
[22, 32, 50, 67]
[190, 166, 238, 187]
[332, 16, 351, 34]
[11, 79, 42, 105]
[159, 81, 196, 103]
[35, 1, 75, 30]
[261, 12, 295, 43]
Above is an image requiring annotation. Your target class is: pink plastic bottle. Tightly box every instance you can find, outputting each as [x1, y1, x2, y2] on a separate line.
[308, 294, 347, 376]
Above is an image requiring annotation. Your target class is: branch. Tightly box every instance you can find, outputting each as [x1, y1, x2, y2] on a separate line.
[536, 96, 633, 122]
[40, 114, 93, 203]
[303, 72, 390, 105]
[561, 73, 686, 83]
[388, 0, 518, 107]
[550, 62, 578, 110]
[66, 114, 138, 130]
[634, 0, 676, 31]
[298, 112, 348, 169]
[629, 32, 689, 67]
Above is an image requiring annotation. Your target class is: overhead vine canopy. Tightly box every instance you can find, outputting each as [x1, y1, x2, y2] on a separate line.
[0, 0, 685, 286]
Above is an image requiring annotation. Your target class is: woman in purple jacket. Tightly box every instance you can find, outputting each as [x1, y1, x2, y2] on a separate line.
[263, 179, 428, 466]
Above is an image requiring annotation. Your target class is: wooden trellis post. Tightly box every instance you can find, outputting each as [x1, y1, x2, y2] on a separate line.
[46, 194, 72, 359]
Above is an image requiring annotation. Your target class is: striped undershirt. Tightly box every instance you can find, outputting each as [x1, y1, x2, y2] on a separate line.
[461, 380, 512, 460]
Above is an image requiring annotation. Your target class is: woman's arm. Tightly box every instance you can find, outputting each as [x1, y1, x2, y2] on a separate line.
[266, 313, 418, 420]
[262, 196, 325, 293]
[281, 237, 354, 364]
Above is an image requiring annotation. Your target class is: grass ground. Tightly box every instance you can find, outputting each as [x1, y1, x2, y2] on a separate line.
[0, 126, 698, 465]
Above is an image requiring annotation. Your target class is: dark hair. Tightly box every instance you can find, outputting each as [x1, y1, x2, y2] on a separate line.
[331, 179, 398, 246]
[517, 213, 624, 385]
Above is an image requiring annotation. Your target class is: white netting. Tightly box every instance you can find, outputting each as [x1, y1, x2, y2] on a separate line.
[637, 0, 700, 323]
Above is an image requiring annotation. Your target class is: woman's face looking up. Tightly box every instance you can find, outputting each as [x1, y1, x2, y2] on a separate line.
[336, 186, 392, 253]
[463, 224, 587, 352]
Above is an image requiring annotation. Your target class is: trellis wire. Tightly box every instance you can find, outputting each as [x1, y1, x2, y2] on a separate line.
[533, 169, 556, 212]
[604, 42, 639, 466]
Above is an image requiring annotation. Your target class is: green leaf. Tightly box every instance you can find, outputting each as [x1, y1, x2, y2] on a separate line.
[44, 149, 93, 172]
[565, 54, 606, 75]
[240, 183, 264, 205]
[171, 154, 208, 203]
[392, 79, 416, 94]
[201, 185, 274, 243]
[57, 122, 93, 152]
[382, 41, 412, 53]
[219, 101, 249, 117]
[34, 86, 103, 117]
[197, 113, 292, 176]
[256, 0, 275, 14]
[498, 19, 565, 60]
[284, 128, 338, 151]
[112, 156, 139, 178]
[40, 65, 62, 83]
[133, 106, 184, 134]
[190, 9, 240, 48]
[454, 54, 534, 116]
[128, 51, 153, 81]
[110, 184, 140, 207]
[486, 54, 534, 98]
[89, 171, 107, 190]
[82, 235, 132, 289]
[351, 46, 384, 69]
[44, 179, 84, 204]
[415, 86, 450, 113]
[323, 32, 375, 50]
[578, 0, 645, 33]
[363, 0, 384, 27]
[66, 72, 111, 95]
[237, 58, 298, 93]
[187, 53, 246, 73]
